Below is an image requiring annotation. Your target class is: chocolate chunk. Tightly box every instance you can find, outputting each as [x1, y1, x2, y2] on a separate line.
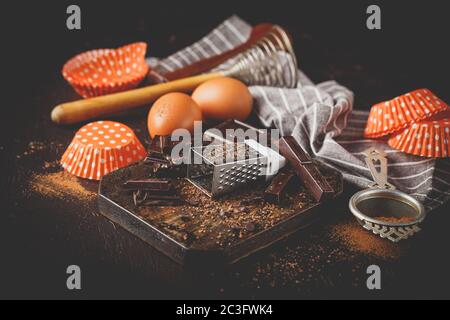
[144, 195, 182, 201]
[264, 169, 296, 204]
[133, 190, 147, 207]
[182, 232, 195, 244]
[132, 190, 184, 207]
[179, 215, 191, 223]
[278, 136, 334, 202]
[231, 226, 242, 234]
[245, 222, 257, 232]
[219, 209, 230, 217]
[141, 199, 184, 207]
[240, 197, 264, 206]
[186, 198, 200, 207]
[154, 164, 187, 179]
[145, 151, 172, 165]
[239, 206, 250, 213]
[123, 178, 173, 192]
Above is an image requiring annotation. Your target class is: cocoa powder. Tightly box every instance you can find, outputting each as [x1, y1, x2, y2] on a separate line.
[29, 171, 95, 201]
[374, 216, 415, 223]
[330, 221, 402, 259]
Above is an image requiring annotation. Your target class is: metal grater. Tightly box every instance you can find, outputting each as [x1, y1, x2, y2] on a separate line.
[187, 142, 269, 198]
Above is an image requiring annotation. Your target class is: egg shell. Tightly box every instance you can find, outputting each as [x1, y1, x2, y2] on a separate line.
[192, 77, 253, 122]
[148, 92, 202, 138]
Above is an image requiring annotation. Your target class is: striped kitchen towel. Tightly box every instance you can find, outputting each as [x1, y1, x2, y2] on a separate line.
[150, 15, 450, 212]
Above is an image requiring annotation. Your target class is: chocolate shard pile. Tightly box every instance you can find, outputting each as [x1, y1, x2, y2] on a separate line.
[142, 151, 170, 175]
[144, 151, 172, 167]
[278, 136, 334, 202]
[123, 178, 184, 207]
[145, 149, 186, 179]
[123, 178, 173, 192]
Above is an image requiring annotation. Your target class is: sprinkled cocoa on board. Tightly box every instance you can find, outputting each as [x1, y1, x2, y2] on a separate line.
[100, 160, 342, 250]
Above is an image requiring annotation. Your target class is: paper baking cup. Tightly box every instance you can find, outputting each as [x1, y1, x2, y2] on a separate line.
[388, 110, 450, 158]
[365, 89, 449, 138]
[62, 42, 149, 98]
[60, 121, 147, 180]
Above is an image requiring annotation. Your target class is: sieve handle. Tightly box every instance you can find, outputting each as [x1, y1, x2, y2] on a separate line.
[363, 148, 395, 190]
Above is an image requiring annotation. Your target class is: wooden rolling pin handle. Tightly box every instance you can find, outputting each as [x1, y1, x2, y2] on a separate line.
[51, 72, 223, 125]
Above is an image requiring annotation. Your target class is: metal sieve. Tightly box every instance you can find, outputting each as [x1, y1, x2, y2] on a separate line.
[349, 148, 426, 243]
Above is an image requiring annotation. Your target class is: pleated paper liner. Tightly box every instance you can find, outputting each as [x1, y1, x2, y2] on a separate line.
[60, 121, 147, 180]
[388, 110, 450, 158]
[62, 42, 149, 98]
[365, 89, 449, 138]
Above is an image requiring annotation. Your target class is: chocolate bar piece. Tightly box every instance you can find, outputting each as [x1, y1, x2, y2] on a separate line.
[264, 169, 296, 204]
[144, 195, 182, 201]
[138, 199, 184, 207]
[142, 195, 185, 206]
[278, 136, 334, 202]
[123, 178, 173, 192]
[132, 190, 184, 207]
[144, 152, 172, 165]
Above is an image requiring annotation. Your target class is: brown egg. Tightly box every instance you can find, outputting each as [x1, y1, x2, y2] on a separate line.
[192, 77, 253, 121]
[148, 92, 202, 138]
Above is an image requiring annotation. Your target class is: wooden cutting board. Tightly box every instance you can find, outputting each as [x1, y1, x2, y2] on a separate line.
[98, 160, 343, 266]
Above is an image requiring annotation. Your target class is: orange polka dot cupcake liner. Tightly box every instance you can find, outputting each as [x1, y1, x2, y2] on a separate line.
[62, 42, 149, 98]
[364, 89, 449, 139]
[60, 121, 147, 180]
[388, 110, 450, 158]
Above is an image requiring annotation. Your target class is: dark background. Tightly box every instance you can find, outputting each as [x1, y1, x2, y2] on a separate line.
[1, 0, 449, 300]
[2, 0, 449, 139]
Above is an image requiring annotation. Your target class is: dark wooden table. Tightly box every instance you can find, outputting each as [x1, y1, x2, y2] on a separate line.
[1, 1, 449, 299]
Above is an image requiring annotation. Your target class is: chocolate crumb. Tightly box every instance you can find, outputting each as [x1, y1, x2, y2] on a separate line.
[101, 160, 341, 250]
[245, 222, 257, 232]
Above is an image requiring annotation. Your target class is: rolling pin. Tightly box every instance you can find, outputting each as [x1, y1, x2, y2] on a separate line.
[51, 72, 221, 125]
